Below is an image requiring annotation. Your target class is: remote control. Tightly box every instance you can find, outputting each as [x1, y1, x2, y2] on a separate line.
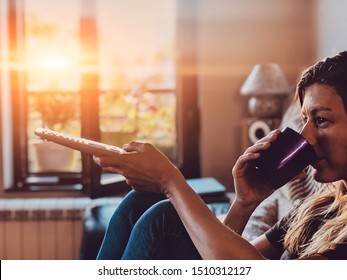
[34, 128, 125, 156]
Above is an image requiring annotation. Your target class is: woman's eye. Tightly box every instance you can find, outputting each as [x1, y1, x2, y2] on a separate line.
[315, 117, 327, 125]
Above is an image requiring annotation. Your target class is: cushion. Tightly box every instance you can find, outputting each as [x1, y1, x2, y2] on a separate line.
[281, 166, 323, 206]
[242, 194, 278, 241]
[217, 194, 278, 241]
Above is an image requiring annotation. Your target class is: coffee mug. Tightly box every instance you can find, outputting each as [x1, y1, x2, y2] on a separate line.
[252, 127, 317, 189]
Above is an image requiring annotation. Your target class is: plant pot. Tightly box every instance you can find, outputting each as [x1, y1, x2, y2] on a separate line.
[33, 141, 77, 172]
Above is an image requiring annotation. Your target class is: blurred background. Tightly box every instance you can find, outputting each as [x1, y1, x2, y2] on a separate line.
[1, 0, 347, 196]
[1, 0, 347, 261]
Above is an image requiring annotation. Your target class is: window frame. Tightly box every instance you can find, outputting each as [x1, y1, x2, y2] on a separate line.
[0, 0, 200, 198]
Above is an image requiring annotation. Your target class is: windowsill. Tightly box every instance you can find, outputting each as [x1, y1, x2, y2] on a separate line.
[0, 189, 89, 199]
[0, 173, 129, 198]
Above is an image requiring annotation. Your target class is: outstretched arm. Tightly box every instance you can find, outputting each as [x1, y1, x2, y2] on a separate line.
[93, 131, 280, 259]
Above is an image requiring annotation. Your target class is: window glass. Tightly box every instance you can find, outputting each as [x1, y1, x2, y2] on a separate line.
[25, 0, 81, 173]
[97, 0, 177, 160]
[1, 0, 191, 195]
[24, 0, 177, 175]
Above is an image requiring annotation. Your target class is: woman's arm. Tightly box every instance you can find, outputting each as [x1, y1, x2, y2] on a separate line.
[93, 134, 279, 259]
[162, 172, 266, 259]
[93, 130, 284, 259]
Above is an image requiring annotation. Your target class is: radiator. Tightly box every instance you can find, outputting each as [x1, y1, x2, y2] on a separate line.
[0, 197, 120, 260]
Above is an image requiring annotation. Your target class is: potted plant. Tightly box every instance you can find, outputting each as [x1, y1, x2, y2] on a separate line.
[34, 93, 77, 132]
[32, 92, 79, 172]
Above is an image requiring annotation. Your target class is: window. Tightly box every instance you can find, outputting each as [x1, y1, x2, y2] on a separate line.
[0, 0, 199, 197]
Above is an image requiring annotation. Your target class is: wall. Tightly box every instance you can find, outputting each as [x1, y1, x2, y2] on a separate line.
[195, 0, 317, 189]
[317, 0, 347, 59]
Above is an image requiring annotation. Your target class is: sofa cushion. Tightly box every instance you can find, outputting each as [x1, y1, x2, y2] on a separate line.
[242, 193, 278, 241]
[217, 193, 278, 241]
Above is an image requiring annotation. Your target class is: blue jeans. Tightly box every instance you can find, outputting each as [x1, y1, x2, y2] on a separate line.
[96, 190, 202, 260]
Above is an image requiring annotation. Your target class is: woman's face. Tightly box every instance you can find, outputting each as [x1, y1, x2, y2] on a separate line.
[301, 83, 347, 183]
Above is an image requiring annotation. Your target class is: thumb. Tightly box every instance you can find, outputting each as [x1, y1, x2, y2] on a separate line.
[123, 141, 145, 152]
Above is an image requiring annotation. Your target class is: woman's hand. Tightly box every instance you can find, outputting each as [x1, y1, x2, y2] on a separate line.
[93, 141, 184, 194]
[232, 129, 281, 209]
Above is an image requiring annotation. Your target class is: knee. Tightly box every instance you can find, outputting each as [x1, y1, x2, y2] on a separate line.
[150, 200, 177, 217]
[115, 190, 166, 225]
[122, 190, 164, 205]
[120, 190, 141, 206]
[139, 200, 181, 229]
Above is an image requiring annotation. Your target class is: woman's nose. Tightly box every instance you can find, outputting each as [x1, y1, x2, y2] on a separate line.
[300, 123, 316, 146]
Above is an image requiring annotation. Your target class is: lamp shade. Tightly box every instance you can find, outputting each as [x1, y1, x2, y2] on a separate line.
[240, 64, 290, 96]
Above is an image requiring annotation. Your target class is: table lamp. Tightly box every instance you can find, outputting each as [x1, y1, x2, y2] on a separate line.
[240, 63, 290, 118]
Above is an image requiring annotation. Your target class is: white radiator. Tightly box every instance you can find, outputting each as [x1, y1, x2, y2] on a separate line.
[0, 197, 119, 260]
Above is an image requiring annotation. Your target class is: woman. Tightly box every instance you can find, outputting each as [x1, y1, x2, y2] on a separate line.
[94, 51, 347, 260]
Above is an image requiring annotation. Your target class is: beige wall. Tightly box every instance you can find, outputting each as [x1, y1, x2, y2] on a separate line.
[195, 0, 318, 189]
[317, 0, 347, 59]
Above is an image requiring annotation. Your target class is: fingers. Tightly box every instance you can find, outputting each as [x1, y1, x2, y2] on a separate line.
[123, 141, 148, 152]
[238, 152, 260, 164]
[93, 142, 150, 168]
[244, 129, 281, 154]
[233, 129, 281, 174]
[254, 129, 281, 145]
[93, 142, 140, 166]
[244, 141, 270, 154]
[93, 154, 122, 168]
[233, 152, 260, 175]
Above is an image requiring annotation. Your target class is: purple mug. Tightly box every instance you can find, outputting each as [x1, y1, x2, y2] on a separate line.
[252, 127, 317, 189]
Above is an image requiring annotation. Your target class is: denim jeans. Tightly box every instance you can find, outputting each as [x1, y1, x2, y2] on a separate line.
[96, 190, 202, 260]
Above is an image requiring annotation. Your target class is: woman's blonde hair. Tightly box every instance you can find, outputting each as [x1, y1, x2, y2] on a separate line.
[284, 181, 347, 257]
